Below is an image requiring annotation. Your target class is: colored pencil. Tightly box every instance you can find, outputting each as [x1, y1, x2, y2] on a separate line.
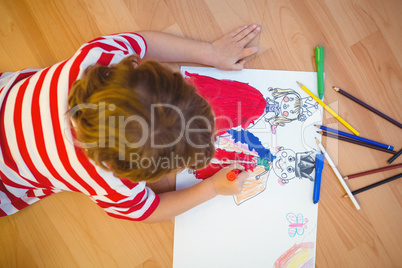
[297, 82, 360, 135]
[318, 131, 396, 154]
[343, 173, 402, 198]
[344, 163, 402, 180]
[388, 149, 402, 164]
[227, 169, 240, 181]
[315, 138, 361, 210]
[316, 125, 394, 150]
[333, 86, 402, 129]
[315, 47, 325, 99]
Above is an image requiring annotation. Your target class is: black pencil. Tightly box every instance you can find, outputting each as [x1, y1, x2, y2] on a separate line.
[318, 131, 397, 154]
[343, 173, 402, 197]
[333, 86, 402, 128]
[388, 149, 402, 164]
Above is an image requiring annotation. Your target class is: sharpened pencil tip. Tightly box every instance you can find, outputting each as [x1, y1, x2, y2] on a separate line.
[315, 138, 320, 145]
[333, 86, 340, 92]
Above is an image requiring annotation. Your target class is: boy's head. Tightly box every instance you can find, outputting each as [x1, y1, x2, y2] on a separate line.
[68, 55, 215, 182]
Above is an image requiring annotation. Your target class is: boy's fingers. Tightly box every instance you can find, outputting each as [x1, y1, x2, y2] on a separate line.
[234, 24, 257, 41]
[223, 162, 245, 170]
[241, 46, 258, 59]
[230, 25, 249, 37]
[236, 172, 250, 189]
[232, 59, 246, 71]
[238, 26, 261, 47]
[233, 162, 245, 170]
[237, 171, 251, 182]
[239, 170, 251, 178]
[223, 163, 237, 170]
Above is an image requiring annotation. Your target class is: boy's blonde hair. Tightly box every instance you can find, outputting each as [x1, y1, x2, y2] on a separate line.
[68, 55, 215, 182]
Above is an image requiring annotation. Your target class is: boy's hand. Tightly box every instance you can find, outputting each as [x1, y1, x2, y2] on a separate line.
[210, 163, 250, 195]
[211, 24, 261, 71]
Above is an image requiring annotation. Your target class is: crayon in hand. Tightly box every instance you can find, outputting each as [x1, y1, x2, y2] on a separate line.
[227, 169, 240, 181]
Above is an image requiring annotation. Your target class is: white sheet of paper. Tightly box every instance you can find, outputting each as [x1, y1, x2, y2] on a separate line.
[173, 67, 323, 268]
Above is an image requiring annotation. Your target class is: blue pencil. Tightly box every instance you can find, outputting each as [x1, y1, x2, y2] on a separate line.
[315, 125, 394, 150]
[313, 154, 325, 204]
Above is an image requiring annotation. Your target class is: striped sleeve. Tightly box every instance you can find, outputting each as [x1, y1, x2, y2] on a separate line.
[67, 32, 147, 90]
[91, 185, 160, 221]
[87, 167, 159, 221]
[79, 33, 147, 59]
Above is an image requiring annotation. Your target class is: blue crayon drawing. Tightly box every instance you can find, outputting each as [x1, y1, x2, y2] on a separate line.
[227, 129, 275, 180]
[227, 129, 275, 162]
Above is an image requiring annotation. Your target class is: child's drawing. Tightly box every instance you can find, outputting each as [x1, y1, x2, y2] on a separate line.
[185, 72, 266, 135]
[250, 87, 318, 134]
[286, 212, 308, 237]
[193, 128, 276, 205]
[273, 148, 316, 185]
[175, 67, 323, 268]
[186, 72, 277, 205]
[232, 165, 269, 205]
[274, 242, 315, 268]
[215, 129, 275, 205]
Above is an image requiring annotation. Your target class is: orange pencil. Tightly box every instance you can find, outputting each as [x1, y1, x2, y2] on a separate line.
[227, 169, 240, 181]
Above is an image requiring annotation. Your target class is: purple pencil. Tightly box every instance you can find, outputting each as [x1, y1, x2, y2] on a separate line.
[333, 86, 402, 128]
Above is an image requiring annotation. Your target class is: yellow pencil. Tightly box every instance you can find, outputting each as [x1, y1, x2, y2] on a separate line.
[296, 81, 359, 136]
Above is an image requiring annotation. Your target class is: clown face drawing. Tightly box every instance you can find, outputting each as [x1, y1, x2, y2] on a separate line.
[262, 87, 318, 134]
[273, 147, 315, 185]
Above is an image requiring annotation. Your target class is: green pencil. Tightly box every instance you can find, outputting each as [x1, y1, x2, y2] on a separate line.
[315, 47, 325, 99]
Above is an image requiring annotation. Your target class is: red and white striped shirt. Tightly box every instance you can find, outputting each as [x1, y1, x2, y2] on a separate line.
[0, 33, 159, 221]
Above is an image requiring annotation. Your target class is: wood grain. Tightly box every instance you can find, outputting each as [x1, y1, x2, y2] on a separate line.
[0, 0, 401, 267]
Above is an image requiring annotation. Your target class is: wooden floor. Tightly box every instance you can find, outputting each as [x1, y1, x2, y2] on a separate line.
[1, 0, 401, 267]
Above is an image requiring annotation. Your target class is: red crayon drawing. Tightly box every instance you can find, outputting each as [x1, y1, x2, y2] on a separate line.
[185, 72, 266, 135]
[186, 73, 270, 205]
[194, 149, 256, 180]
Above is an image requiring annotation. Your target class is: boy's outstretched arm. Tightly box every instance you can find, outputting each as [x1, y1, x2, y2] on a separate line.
[137, 24, 261, 71]
[143, 164, 250, 223]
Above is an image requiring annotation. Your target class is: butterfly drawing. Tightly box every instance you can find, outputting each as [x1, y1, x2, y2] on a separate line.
[286, 212, 308, 237]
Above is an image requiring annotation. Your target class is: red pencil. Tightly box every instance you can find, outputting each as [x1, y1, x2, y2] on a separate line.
[344, 163, 402, 180]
